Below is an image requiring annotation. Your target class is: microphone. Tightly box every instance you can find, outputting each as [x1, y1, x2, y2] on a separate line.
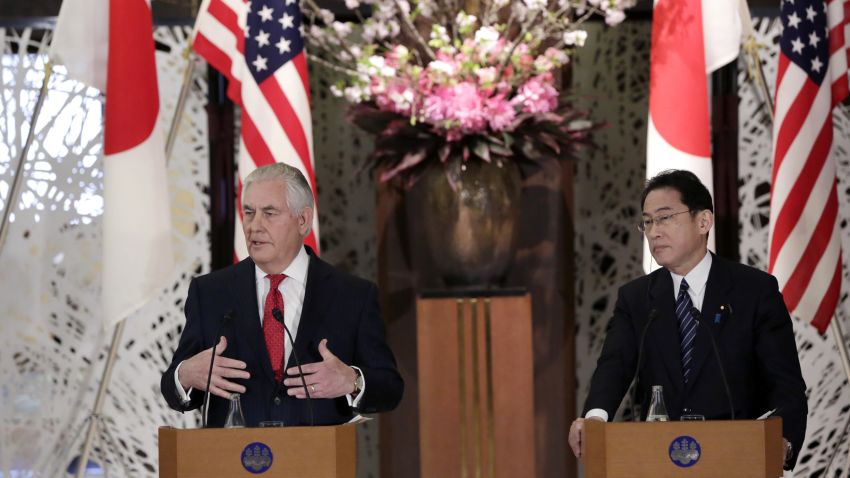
[203, 310, 234, 428]
[272, 308, 314, 426]
[690, 307, 735, 420]
[630, 309, 658, 421]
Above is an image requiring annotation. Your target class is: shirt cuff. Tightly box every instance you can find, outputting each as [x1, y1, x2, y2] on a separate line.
[174, 361, 194, 405]
[585, 408, 609, 422]
[345, 366, 366, 408]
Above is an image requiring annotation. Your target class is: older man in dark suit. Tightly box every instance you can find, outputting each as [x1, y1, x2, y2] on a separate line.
[569, 170, 807, 470]
[161, 163, 403, 426]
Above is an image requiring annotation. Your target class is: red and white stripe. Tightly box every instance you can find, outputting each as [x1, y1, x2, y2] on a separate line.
[193, 0, 319, 258]
[769, 0, 848, 334]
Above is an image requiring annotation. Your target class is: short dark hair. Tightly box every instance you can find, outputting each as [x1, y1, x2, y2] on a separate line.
[640, 169, 714, 213]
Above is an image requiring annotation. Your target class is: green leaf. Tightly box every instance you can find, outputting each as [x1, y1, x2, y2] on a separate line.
[472, 140, 491, 163]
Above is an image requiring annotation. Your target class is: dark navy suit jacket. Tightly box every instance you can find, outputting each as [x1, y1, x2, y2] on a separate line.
[583, 254, 807, 469]
[161, 247, 403, 427]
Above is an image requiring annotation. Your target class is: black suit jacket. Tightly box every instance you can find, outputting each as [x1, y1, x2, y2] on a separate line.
[161, 247, 404, 427]
[583, 254, 807, 469]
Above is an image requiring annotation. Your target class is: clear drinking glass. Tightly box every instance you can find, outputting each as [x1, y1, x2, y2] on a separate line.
[224, 393, 246, 428]
[645, 385, 669, 422]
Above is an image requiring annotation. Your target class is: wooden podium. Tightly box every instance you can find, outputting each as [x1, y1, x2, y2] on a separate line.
[582, 418, 784, 478]
[159, 425, 356, 477]
[416, 292, 536, 478]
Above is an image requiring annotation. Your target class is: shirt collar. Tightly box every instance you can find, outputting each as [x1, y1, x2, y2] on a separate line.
[670, 251, 712, 297]
[254, 246, 310, 285]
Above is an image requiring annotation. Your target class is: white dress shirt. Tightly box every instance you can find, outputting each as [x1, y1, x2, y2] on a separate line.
[585, 251, 712, 422]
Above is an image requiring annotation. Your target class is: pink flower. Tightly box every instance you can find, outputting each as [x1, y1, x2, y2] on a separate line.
[447, 82, 487, 132]
[513, 73, 558, 114]
[376, 80, 414, 116]
[422, 86, 451, 123]
[485, 94, 516, 131]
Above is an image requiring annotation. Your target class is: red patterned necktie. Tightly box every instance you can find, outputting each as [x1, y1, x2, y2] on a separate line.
[263, 274, 286, 382]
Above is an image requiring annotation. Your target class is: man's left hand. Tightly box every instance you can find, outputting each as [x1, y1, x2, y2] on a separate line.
[284, 338, 357, 399]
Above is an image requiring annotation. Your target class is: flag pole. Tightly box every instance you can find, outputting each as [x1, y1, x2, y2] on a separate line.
[0, 61, 53, 255]
[165, 45, 197, 163]
[738, 0, 774, 120]
[74, 319, 127, 478]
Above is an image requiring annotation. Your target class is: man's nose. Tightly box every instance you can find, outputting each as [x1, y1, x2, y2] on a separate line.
[246, 215, 265, 231]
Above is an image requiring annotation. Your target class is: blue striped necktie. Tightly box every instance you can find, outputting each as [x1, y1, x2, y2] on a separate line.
[676, 279, 697, 384]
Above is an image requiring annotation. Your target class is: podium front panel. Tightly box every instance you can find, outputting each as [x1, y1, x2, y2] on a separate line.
[159, 424, 356, 478]
[583, 418, 783, 478]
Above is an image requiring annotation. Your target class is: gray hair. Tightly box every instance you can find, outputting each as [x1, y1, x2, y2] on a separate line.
[242, 163, 315, 215]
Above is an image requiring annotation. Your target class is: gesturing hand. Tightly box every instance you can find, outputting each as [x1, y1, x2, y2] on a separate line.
[284, 338, 357, 399]
[177, 336, 250, 399]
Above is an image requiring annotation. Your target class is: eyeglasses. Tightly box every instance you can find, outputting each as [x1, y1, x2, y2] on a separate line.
[638, 210, 692, 232]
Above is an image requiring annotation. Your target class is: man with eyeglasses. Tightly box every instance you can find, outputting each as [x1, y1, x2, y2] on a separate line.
[568, 170, 807, 470]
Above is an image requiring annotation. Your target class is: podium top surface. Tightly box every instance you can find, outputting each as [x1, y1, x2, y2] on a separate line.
[419, 287, 528, 298]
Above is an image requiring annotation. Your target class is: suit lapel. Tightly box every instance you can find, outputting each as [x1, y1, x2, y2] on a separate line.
[686, 254, 732, 391]
[648, 270, 685, 396]
[286, 249, 332, 370]
[230, 258, 276, 383]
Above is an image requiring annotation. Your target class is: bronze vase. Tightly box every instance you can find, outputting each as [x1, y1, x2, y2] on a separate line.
[413, 158, 522, 288]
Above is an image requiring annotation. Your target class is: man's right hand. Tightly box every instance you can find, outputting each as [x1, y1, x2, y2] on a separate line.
[568, 416, 605, 458]
[177, 336, 250, 399]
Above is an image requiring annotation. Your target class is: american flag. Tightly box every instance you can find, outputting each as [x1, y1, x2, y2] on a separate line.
[769, 0, 848, 334]
[193, 0, 319, 255]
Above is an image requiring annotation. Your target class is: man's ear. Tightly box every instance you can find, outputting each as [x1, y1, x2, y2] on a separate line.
[698, 210, 714, 234]
[298, 207, 314, 236]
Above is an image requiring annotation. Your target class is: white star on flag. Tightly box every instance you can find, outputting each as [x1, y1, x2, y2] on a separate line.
[788, 12, 801, 28]
[809, 31, 820, 46]
[806, 5, 816, 20]
[255, 30, 270, 46]
[811, 56, 823, 72]
[258, 5, 274, 21]
[276, 37, 291, 53]
[280, 12, 294, 29]
[791, 37, 805, 53]
[253, 55, 268, 70]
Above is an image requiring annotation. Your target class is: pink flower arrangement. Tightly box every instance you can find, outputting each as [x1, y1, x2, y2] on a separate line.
[304, 0, 635, 182]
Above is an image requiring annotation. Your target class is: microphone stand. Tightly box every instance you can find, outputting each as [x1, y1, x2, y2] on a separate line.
[273, 308, 314, 426]
[630, 309, 658, 421]
[203, 311, 234, 428]
[690, 307, 735, 419]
